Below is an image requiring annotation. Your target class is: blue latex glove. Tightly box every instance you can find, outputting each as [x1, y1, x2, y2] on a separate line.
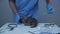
[15, 14, 20, 24]
[46, 4, 54, 14]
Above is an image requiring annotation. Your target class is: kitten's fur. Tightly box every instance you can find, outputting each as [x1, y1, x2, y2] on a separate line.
[19, 16, 38, 28]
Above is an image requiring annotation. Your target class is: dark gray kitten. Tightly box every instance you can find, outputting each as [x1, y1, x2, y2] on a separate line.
[19, 16, 38, 28]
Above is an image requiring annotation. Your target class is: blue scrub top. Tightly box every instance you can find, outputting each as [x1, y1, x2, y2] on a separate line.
[15, 0, 39, 20]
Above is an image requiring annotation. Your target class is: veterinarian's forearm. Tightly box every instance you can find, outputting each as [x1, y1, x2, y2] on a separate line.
[9, 0, 18, 15]
[46, 0, 52, 4]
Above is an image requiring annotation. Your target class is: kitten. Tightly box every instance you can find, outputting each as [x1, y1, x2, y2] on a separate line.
[19, 16, 38, 28]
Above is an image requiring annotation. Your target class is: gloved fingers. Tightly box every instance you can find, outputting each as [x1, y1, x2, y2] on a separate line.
[46, 4, 54, 14]
[14, 14, 20, 24]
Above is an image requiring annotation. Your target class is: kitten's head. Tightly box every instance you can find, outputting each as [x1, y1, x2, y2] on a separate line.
[19, 16, 28, 23]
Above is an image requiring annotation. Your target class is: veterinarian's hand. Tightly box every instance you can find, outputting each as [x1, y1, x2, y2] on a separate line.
[15, 14, 20, 24]
[46, 4, 54, 14]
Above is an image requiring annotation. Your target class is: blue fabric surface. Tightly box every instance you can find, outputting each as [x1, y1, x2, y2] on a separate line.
[15, 0, 38, 17]
[40, 32, 52, 34]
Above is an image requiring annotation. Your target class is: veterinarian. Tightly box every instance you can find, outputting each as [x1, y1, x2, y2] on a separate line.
[9, 0, 53, 24]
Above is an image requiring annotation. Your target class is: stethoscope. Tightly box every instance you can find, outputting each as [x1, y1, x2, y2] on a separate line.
[0, 24, 17, 33]
[8, 24, 17, 31]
